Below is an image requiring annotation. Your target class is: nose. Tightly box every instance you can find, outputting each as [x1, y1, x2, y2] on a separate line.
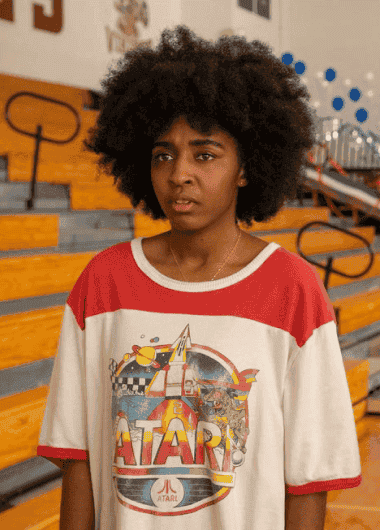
[168, 153, 194, 185]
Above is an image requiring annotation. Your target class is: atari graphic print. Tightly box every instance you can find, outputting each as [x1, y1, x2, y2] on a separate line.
[110, 323, 257, 515]
[37, 238, 362, 530]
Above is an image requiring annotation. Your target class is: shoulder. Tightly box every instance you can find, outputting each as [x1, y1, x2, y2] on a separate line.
[141, 232, 171, 265]
[80, 241, 136, 274]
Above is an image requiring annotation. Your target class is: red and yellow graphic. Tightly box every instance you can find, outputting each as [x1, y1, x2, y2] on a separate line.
[110, 324, 259, 515]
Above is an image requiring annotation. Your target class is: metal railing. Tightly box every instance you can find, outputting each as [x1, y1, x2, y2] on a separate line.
[4, 91, 81, 209]
[296, 221, 375, 335]
[306, 140, 380, 225]
[313, 117, 380, 170]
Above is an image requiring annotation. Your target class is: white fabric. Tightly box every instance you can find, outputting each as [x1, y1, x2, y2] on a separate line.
[38, 237, 362, 529]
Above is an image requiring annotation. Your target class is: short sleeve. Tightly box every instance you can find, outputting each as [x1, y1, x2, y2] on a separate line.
[37, 283, 89, 461]
[283, 319, 362, 494]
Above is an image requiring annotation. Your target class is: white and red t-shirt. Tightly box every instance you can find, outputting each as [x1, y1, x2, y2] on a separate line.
[38, 237, 362, 530]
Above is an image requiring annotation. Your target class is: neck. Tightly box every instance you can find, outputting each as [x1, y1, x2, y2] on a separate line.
[167, 221, 241, 269]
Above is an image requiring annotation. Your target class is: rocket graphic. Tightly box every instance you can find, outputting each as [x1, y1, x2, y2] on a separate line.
[111, 323, 257, 513]
[146, 325, 199, 398]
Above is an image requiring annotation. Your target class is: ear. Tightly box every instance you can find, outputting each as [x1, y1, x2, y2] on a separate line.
[238, 169, 248, 187]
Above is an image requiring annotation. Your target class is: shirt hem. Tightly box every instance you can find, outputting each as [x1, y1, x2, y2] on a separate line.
[37, 445, 89, 460]
[286, 474, 362, 495]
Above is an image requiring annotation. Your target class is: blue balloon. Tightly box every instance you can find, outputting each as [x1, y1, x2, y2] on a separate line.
[356, 108, 368, 123]
[280, 52, 370, 125]
[281, 53, 293, 65]
[349, 88, 361, 102]
[333, 97, 345, 111]
[295, 61, 306, 75]
[325, 68, 336, 82]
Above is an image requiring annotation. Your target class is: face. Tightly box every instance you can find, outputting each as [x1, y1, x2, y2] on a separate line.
[150, 116, 247, 232]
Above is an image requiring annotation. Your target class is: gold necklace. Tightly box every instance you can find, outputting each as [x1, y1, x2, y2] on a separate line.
[169, 229, 242, 282]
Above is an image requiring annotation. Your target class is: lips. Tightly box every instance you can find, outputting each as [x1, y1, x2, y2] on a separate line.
[170, 197, 197, 204]
[171, 201, 195, 212]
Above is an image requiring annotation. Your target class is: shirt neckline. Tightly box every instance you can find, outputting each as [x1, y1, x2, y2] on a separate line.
[131, 237, 280, 292]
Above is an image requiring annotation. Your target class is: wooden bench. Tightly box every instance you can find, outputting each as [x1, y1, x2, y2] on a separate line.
[0, 214, 59, 251]
[70, 182, 134, 210]
[0, 113, 99, 161]
[0, 206, 330, 250]
[0, 226, 375, 302]
[7, 152, 106, 185]
[0, 72, 99, 171]
[0, 483, 61, 529]
[0, 251, 98, 302]
[0, 387, 50, 470]
[0, 73, 84, 118]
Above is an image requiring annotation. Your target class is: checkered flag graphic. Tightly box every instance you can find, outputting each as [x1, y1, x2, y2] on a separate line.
[111, 376, 152, 395]
[109, 358, 118, 374]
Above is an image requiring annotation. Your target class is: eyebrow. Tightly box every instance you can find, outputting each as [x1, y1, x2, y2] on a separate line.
[152, 139, 225, 150]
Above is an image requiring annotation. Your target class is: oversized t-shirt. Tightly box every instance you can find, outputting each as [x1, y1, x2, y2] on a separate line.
[37, 237, 362, 530]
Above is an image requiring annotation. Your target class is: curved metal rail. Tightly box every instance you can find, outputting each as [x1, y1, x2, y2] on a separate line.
[296, 220, 375, 334]
[306, 141, 380, 224]
[4, 91, 81, 209]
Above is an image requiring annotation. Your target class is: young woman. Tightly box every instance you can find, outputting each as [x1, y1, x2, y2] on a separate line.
[84, 24, 316, 284]
[38, 25, 361, 530]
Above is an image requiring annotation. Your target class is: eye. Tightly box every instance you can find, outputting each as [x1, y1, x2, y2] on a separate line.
[153, 153, 215, 162]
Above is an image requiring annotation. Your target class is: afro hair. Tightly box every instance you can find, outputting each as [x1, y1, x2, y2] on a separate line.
[83, 24, 317, 226]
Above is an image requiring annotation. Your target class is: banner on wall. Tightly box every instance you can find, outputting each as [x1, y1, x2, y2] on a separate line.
[0, 0, 152, 50]
[0, 0, 169, 91]
[0, 0, 275, 92]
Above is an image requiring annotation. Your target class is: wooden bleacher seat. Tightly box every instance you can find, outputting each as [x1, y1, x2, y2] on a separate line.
[0, 72, 101, 195]
[0, 73, 83, 106]
[0, 208, 376, 311]
[0, 307, 64, 371]
[0, 456, 61, 509]
[0, 251, 98, 302]
[70, 182, 134, 210]
[0, 387, 50, 470]
[334, 288, 380, 336]
[0, 112, 99, 161]
[7, 152, 105, 185]
[0, 73, 86, 163]
[0, 214, 59, 251]
[0, 484, 61, 529]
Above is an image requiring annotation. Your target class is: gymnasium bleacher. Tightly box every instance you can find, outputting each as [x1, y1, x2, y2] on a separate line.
[0, 72, 379, 529]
